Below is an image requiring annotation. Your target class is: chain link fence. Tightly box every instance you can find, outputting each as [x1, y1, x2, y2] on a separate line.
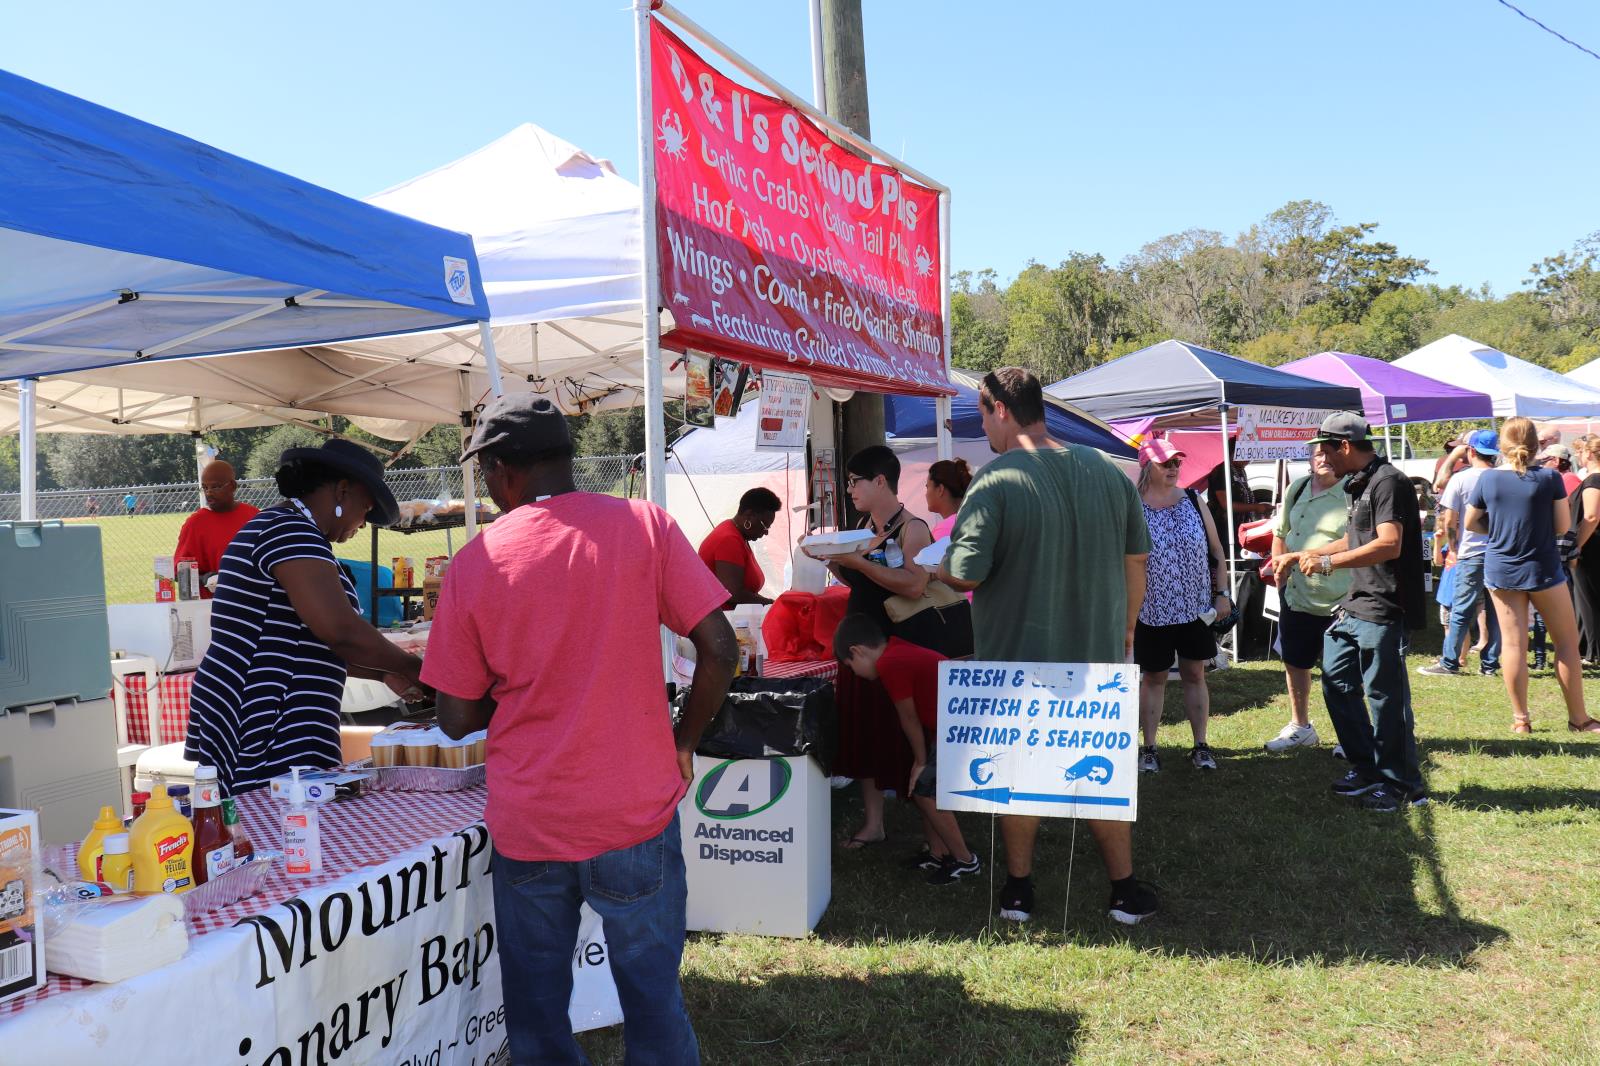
[0, 457, 638, 605]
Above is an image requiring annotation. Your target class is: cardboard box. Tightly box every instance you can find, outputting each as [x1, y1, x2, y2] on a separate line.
[153, 556, 176, 603]
[175, 558, 201, 601]
[422, 577, 443, 621]
[0, 809, 44, 1004]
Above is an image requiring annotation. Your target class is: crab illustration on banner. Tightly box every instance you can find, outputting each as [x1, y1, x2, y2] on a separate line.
[936, 661, 1140, 822]
[649, 20, 952, 397]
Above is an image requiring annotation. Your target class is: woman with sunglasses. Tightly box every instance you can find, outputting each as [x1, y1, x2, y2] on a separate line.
[1133, 440, 1229, 773]
[806, 446, 973, 849]
[698, 487, 781, 609]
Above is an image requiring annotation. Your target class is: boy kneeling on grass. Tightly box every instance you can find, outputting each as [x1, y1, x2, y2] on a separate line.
[833, 613, 981, 886]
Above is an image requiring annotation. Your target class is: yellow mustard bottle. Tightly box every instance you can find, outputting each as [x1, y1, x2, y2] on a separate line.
[130, 784, 196, 894]
[76, 805, 124, 883]
[99, 832, 133, 892]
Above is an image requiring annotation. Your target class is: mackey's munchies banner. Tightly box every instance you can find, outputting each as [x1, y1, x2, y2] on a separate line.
[651, 22, 952, 396]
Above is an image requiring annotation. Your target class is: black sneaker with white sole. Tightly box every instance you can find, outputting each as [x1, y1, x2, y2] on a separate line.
[1189, 743, 1218, 770]
[1137, 746, 1161, 773]
[998, 875, 1034, 922]
[1359, 785, 1430, 812]
[1330, 768, 1383, 797]
[905, 846, 945, 872]
[926, 854, 981, 886]
[1108, 878, 1159, 925]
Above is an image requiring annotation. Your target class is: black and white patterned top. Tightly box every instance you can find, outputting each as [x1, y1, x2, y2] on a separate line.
[183, 504, 358, 795]
[1139, 494, 1212, 627]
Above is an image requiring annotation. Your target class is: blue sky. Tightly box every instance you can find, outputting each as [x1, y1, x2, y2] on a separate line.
[5, 1, 1598, 294]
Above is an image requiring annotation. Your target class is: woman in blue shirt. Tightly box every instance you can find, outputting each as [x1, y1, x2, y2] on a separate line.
[1465, 417, 1600, 735]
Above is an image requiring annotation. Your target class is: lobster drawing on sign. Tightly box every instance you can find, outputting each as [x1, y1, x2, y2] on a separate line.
[1097, 672, 1129, 694]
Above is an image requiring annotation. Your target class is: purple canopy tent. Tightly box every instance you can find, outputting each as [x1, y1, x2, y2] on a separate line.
[1279, 351, 1494, 426]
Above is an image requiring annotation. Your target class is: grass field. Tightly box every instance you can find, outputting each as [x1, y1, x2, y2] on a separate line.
[579, 639, 1600, 1065]
[70, 512, 459, 605]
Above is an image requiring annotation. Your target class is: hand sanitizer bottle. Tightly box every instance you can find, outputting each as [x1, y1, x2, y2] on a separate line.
[283, 767, 321, 876]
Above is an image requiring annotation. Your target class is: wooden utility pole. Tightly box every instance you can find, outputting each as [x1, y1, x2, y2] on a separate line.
[821, 0, 885, 500]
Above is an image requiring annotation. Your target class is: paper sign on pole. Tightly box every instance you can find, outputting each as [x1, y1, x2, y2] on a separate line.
[755, 369, 811, 450]
[1231, 406, 1336, 462]
[937, 661, 1138, 822]
[649, 21, 951, 396]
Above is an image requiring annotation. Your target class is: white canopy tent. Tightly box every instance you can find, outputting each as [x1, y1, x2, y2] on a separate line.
[1396, 334, 1600, 419]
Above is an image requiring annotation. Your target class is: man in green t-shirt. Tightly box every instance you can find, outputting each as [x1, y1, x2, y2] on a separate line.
[939, 368, 1158, 926]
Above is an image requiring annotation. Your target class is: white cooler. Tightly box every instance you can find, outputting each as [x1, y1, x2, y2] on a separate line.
[678, 753, 830, 937]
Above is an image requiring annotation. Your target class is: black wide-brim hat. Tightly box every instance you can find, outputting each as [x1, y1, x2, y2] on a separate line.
[279, 439, 400, 527]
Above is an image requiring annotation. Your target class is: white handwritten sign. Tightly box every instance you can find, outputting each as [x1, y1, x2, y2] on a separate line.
[1232, 406, 1336, 462]
[755, 369, 811, 450]
[936, 661, 1139, 822]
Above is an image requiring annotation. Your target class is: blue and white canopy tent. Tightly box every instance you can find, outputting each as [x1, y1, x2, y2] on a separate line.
[0, 67, 496, 518]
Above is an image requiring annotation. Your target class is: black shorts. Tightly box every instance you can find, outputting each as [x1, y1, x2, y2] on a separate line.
[912, 740, 938, 799]
[1133, 619, 1217, 674]
[1278, 605, 1334, 670]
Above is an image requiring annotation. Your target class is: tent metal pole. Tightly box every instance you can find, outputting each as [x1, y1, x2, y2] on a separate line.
[1219, 404, 1238, 663]
[635, 0, 667, 507]
[477, 321, 505, 398]
[809, 0, 827, 113]
[18, 377, 37, 522]
[936, 190, 954, 461]
[459, 373, 479, 543]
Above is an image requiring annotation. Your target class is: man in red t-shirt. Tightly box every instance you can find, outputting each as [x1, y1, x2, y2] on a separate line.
[173, 460, 259, 597]
[423, 394, 736, 1065]
[834, 613, 979, 886]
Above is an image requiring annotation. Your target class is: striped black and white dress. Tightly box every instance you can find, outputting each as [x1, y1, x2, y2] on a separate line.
[183, 504, 357, 794]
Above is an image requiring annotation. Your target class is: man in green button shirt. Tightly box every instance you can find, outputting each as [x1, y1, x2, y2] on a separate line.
[939, 368, 1158, 927]
[1264, 446, 1349, 751]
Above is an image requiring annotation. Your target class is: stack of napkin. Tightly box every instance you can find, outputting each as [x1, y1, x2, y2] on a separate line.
[47, 894, 187, 983]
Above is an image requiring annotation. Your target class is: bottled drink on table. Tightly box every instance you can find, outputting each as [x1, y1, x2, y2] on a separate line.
[130, 791, 151, 821]
[222, 797, 253, 867]
[190, 766, 234, 885]
[168, 784, 191, 818]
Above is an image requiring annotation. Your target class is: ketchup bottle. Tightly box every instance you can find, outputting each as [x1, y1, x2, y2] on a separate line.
[190, 766, 235, 885]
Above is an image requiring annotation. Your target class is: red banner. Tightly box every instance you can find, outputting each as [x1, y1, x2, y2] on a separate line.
[650, 22, 951, 396]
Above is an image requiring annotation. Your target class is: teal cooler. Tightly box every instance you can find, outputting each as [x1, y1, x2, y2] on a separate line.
[0, 522, 122, 843]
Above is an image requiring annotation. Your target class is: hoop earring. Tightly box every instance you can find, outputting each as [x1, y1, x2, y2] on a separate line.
[334, 504, 343, 519]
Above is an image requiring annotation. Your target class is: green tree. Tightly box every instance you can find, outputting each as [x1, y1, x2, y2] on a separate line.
[44, 433, 196, 488]
[0, 435, 21, 493]
[1002, 255, 1129, 381]
[950, 269, 1008, 372]
[243, 424, 327, 479]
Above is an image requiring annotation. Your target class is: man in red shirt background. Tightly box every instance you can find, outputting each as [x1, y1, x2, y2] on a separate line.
[174, 460, 258, 597]
[424, 394, 736, 1064]
[834, 613, 980, 886]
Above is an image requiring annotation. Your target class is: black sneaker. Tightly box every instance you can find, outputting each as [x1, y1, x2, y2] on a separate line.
[1417, 661, 1460, 677]
[905, 846, 945, 872]
[1479, 667, 1500, 677]
[1359, 785, 1430, 812]
[1331, 768, 1382, 797]
[1137, 746, 1161, 773]
[1108, 878, 1159, 926]
[926, 854, 981, 886]
[1189, 743, 1218, 770]
[998, 875, 1034, 922]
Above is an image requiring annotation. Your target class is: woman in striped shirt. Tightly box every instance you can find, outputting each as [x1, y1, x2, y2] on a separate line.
[183, 441, 426, 794]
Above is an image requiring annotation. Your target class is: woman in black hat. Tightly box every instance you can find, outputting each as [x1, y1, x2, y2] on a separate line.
[183, 440, 427, 794]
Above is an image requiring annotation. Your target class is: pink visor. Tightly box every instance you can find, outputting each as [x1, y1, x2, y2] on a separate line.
[1138, 438, 1186, 467]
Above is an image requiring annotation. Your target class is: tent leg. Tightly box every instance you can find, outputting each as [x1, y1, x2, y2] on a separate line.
[936, 189, 954, 461]
[19, 377, 37, 522]
[459, 374, 479, 542]
[635, 0, 667, 508]
[478, 321, 505, 398]
[1219, 405, 1237, 663]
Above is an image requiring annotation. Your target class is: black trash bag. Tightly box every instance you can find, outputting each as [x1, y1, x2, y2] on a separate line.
[673, 677, 836, 772]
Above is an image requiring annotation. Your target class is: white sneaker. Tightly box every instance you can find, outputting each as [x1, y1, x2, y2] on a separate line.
[1264, 722, 1320, 752]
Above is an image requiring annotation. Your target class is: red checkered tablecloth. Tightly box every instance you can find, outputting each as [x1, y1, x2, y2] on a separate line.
[2, 783, 487, 1015]
[118, 671, 195, 746]
[760, 659, 838, 682]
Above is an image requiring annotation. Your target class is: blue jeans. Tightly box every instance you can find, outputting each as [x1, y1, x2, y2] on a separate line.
[492, 814, 698, 1066]
[1322, 613, 1424, 794]
[1442, 554, 1500, 671]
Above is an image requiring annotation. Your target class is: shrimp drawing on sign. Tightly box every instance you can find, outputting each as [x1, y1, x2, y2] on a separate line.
[968, 751, 1003, 786]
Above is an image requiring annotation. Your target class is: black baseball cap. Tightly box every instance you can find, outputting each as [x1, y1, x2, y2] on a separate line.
[460, 392, 572, 463]
[1307, 411, 1372, 446]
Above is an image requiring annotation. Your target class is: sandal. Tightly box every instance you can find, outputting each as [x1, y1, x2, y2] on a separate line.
[1512, 718, 1532, 735]
[1567, 718, 1600, 734]
[841, 832, 885, 849]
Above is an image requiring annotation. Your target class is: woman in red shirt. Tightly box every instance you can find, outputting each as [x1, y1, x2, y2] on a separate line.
[698, 488, 781, 608]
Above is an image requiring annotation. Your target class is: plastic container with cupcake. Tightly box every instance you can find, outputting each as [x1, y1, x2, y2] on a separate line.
[366, 722, 485, 791]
